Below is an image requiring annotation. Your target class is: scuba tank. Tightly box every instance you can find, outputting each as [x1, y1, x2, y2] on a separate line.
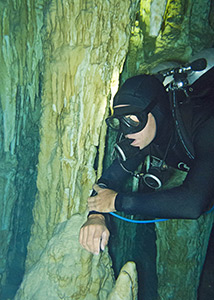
[152, 48, 214, 160]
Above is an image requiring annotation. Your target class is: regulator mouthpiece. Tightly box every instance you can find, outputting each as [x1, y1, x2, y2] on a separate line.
[114, 138, 141, 161]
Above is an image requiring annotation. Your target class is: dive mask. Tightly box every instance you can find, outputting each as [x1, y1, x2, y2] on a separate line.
[105, 100, 158, 161]
[106, 106, 148, 161]
[105, 106, 148, 135]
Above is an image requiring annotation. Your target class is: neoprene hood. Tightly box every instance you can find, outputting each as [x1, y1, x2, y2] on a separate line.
[113, 74, 170, 139]
[108, 74, 170, 161]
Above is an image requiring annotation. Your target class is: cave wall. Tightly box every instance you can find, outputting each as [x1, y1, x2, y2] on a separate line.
[123, 0, 214, 80]
[0, 0, 44, 298]
[24, 0, 138, 269]
[0, 0, 214, 299]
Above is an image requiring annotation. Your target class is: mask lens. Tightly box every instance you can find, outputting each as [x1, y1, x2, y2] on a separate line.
[123, 115, 140, 127]
[106, 111, 148, 134]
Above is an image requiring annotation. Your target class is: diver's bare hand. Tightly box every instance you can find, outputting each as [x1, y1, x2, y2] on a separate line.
[88, 184, 117, 213]
[79, 214, 110, 255]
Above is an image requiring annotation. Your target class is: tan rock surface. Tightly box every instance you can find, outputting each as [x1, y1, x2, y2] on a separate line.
[15, 214, 115, 300]
[16, 214, 138, 300]
[25, 0, 139, 270]
[107, 261, 138, 300]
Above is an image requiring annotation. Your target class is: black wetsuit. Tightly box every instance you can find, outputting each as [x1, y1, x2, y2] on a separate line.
[99, 99, 214, 219]
[97, 95, 214, 300]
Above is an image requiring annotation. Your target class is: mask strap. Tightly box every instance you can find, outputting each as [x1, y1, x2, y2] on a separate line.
[144, 98, 158, 114]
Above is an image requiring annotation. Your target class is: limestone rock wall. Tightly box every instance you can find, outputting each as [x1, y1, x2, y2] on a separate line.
[12, 0, 139, 299]
[25, 0, 139, 266]
[0, 0, 44, 298]
[156, 213, 214, 299]
[156, 172, 214, 299]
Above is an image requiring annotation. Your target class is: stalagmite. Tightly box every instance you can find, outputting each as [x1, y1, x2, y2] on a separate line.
[107, 262, 138, 300]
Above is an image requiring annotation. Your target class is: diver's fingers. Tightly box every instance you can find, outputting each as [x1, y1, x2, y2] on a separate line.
[80, 223, 102, 255]
[92, 228, 103, 255]
[92, 183, 103, 193]
[87, 197, 96, 211]
[79, 225, 90, 252]
[100, 229, 110, 251]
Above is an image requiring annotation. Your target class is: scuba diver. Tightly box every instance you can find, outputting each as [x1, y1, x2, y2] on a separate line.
[79, 48, 214, 299]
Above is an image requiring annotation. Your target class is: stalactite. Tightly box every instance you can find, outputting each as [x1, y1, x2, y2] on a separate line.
[149, 0, 167, 37]
[0, 0, 43, 152]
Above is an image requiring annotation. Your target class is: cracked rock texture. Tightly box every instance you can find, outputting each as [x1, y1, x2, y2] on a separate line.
[15, 215, 115, 300]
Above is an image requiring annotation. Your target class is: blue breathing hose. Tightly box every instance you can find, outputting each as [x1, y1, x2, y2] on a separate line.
[109, 205, 214, 224]
[109, 212, 168, 223]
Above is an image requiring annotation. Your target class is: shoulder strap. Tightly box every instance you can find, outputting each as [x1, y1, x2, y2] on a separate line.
[177, 100, 195, 158]
[169, 90, 195, 160]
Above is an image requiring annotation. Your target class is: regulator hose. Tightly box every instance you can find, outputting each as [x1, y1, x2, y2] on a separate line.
[93, 184, 214, 224]
[109, 205, 214, 224]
